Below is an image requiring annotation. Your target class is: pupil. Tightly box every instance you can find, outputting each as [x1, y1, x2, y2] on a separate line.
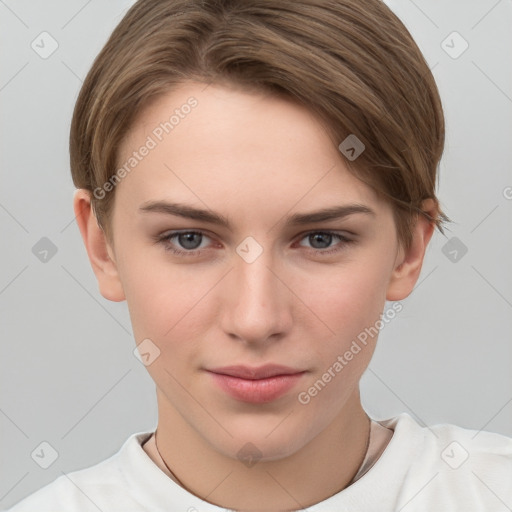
[180, 232, 201, 249]
[311, 233, 331, 249]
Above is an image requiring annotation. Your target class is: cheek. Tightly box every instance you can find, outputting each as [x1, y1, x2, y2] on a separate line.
[299, 257, 391, 346]
[121, 263, 210, 390]
[119, 231, 394, 349]
[115, 249, 177, 340]
[119, 251, 215, 346]
[294, 261, 391, 417]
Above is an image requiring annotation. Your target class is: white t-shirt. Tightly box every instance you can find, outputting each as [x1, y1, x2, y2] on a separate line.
[4, 412, 512, 511]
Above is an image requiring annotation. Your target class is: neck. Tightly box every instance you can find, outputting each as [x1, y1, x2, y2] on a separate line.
[149, 388, 371, 511]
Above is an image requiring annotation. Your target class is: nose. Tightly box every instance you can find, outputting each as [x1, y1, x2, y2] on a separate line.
[219, 244, 293, 346]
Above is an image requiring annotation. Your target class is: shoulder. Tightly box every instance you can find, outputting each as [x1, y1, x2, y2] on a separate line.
[385, 412, 512, 464]
[4, 431, 153, 512]
[379, 413, 512, 509]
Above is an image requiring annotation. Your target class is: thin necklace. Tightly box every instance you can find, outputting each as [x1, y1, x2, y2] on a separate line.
[154, 429, 197, 496]
[345, 414, 372, 487]
[153, 415, 372, 497]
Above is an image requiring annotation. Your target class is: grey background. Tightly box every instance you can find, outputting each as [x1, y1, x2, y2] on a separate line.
[1, 0, 511, 508]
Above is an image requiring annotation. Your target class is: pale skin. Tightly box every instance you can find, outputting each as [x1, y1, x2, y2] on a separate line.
[74, 82, 436, 511]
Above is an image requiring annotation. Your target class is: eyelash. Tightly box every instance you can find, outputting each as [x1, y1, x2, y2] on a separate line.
[154, 230, 355, 258]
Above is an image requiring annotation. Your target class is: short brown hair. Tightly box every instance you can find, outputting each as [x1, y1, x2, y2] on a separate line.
[70, 0, 449, 249]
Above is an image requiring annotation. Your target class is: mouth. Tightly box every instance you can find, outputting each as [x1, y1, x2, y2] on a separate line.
[205, 364, 307, 403]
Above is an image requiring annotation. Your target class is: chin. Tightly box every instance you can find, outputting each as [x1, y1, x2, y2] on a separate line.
[206, 417, 311, 463]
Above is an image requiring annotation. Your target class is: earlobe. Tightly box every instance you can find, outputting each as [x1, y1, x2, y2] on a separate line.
[73, 189, 126, 302]
[386, 199, 437, 301]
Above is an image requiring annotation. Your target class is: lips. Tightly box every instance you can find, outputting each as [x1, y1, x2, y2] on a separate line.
[208, 364, 304, 380]
[206, 364, 306, 403]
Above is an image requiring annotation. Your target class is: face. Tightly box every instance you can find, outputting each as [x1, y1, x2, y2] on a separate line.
[102, 82, 404, 461]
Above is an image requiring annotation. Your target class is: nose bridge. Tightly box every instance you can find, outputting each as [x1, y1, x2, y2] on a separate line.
[223, 236, 291, 342]
[236, 252, 277, 303]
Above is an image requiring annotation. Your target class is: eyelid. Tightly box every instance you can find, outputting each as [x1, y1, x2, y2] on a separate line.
[154, 229, 214, 248]
[293, 230, 355, 253]
[293, 227, 356, 240]
[156, 227, 355, 242]
[155, 228, 356, 257]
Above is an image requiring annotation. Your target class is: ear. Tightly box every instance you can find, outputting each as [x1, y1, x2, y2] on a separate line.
[73, 189, 125, 302]
[386, 198, 437, 301]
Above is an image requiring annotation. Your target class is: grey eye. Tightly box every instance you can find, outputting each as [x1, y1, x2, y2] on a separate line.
[176, 232, 203, 250]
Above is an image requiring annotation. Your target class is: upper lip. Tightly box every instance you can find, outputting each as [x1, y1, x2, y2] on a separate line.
[207, 364, 305, 380]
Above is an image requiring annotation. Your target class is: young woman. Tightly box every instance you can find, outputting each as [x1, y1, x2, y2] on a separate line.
[7, 1, 511, 510]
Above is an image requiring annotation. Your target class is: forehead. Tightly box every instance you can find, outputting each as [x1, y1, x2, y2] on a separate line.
[115, 81, 387, 220]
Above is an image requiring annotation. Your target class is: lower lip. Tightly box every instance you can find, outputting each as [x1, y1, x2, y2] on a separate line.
[208, 371, 306, 403]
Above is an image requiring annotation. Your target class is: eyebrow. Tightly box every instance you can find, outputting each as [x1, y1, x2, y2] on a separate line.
[139, 200, 375, 229]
